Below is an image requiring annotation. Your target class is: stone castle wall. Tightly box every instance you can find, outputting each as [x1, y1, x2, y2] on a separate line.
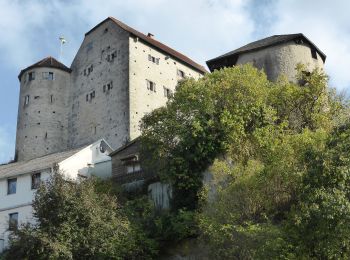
[236, 42, 324, 81]
[15, 68, 70, 161]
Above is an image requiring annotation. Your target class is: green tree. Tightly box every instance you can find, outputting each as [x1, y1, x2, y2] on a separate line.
[3, 172, 156, 259]
[286, 122, 350, 259]
[140, 63, 348, 258]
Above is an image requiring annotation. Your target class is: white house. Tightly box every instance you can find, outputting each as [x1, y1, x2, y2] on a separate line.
[0, 139, 112, 253]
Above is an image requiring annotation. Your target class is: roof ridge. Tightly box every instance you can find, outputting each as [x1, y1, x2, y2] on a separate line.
[86, 17, 207, 73]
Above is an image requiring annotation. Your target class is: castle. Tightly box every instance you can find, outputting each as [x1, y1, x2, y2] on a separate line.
[15, 17, 206, 162]
[0, 17, 326, 252]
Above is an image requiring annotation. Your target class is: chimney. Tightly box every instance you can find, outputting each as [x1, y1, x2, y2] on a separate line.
[147, 33, 154, 38]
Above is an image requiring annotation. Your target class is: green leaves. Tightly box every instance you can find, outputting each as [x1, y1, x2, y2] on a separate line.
[4, 173, 157, 259]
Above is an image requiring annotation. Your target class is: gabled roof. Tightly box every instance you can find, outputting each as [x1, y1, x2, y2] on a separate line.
[0, 148, 81, 180]
[109, 137, 140, 157]
[86, 17, 207, 74]
[18, 56, 72, 80]
[206, 33, 326, 71]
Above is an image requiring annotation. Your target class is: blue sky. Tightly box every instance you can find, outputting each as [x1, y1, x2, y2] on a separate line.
[0, 0, 349, 163]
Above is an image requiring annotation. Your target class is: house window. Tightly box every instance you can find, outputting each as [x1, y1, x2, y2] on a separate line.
[163, 87, 173, 98]
[311, 49, 317, 59]
[148, 54, 159, 65]
[126, 163, 141, 174]
[28, 72, 35, 81]
[24, 95, 30, 106]
[7, 178, 17, 195]
[9, 213, 18, 231]
[42, 72, 54, 80]
[31, 172, 41, 189]
[177, 69, 185, 78]
[146, 80, 156, 92]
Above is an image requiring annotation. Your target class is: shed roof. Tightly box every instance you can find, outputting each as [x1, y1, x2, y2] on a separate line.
[18, 56, 72, 80]
[0, 148, 80, 179]
[86, 17, 207, 74]
[206, 33, 326, 71]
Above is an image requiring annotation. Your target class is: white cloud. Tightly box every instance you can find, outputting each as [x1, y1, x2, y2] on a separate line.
[0, 126, 15, 164]
[265, 0, 350, 90]
[0, 0, 254, 69]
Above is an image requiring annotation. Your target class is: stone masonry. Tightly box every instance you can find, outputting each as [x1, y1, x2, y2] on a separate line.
[15, 17, 206, 161]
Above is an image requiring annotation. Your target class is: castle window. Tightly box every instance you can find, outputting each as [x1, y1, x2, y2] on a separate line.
[86, 94, 89, 101]
[88, 65, 93, 74]
[84, 69, 86, 76]
[42, 72, 54, 80]
[7, 178, 17, 195]
[148, 54, 159, 65]
[28, 72, 35, 81]
[311, 48, 317, 60]
[146, 80, 156, 92]
[177, 69, 185, 78]
[107, 81, 113, 90]
[111, 51, 117, 60]
[24, 95, 30, 106]
[31, 172, 41, 190]
[50, 95, 53, 103]
[163, 87, 173, 98]
[9, 213, 18, 231]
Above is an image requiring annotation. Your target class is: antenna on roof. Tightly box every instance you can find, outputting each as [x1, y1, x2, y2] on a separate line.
[59, 36, 67, 61]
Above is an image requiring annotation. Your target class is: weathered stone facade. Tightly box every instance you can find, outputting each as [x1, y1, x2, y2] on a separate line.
[15, 17, 206, 161]
[206, 34, 326, 82]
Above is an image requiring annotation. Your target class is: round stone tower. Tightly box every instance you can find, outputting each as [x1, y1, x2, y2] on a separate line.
[206, 33, 326, 82]
[15, 57, 71, 161]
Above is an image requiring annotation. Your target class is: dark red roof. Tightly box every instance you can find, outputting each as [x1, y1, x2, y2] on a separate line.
[18, 56, 71, 80]
[86, 17, 207, 74]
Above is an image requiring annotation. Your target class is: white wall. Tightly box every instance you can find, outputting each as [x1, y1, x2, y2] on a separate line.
[58, 140, 112, 179]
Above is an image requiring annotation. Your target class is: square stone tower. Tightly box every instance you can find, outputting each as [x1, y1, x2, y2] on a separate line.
[15, 17, 206, 161]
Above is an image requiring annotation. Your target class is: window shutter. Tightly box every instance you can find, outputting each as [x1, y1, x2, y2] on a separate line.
[148, 54, 152, 61]
[156, 58, 160, 65]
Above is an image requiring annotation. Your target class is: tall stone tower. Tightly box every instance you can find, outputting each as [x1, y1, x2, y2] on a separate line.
[15, 57, 71, 161]
[206, 34, 326, 82]
[14, 17, 205, 162]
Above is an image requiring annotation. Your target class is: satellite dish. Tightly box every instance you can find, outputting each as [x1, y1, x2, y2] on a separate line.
[99, 142, 107, 153]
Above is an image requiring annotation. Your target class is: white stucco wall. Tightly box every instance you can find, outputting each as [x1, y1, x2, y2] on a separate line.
[128, 37, 204, 139]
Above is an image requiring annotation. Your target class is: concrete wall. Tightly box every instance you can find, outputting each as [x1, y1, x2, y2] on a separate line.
[128, 37, 203, 139]
[236, 41, 324, 82]
[69, 20, 130, 151]
[15, 68, 70, 161]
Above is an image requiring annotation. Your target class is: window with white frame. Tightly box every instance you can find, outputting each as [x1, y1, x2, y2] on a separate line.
[42, 72, 54, 80]
[148, 54, 160, 65]
[146, 80, 156, 92]
[163, 86, 173, 98]
[28, 71, 35, 81]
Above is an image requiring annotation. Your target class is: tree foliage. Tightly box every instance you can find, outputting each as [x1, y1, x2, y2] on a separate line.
[3, 172, 156, 259]
[141, 64, 349, 258]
